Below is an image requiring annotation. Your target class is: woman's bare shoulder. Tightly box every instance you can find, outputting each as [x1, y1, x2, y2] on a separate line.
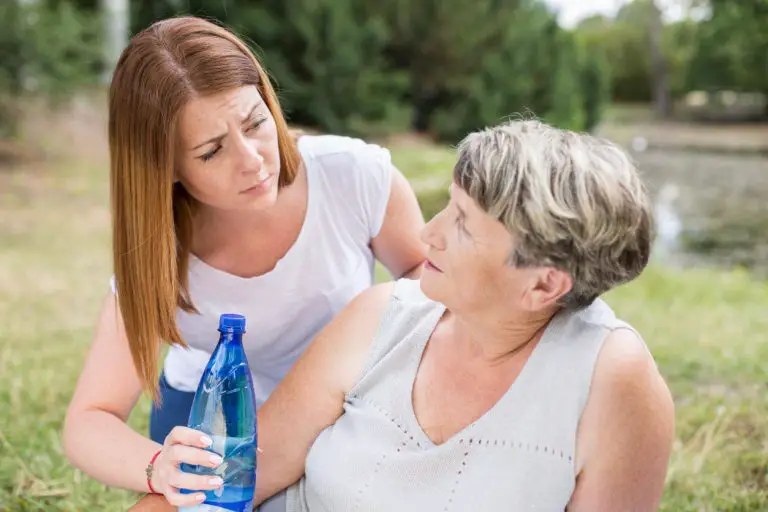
[570, 328, 674, 510]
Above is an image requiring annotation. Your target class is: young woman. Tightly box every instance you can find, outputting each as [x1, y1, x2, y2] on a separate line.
[62, 15, 426, 511]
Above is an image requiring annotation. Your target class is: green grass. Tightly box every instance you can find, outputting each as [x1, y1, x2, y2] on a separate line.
[1, 140, 767, 511]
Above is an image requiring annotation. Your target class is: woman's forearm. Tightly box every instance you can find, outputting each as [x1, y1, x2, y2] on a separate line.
[64, 408, 162, 493]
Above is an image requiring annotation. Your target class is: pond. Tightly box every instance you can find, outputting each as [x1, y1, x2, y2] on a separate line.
[636, 148, 768, 276]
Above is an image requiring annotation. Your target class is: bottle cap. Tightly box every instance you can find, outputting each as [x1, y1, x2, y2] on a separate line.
[218, 314, 246, 334]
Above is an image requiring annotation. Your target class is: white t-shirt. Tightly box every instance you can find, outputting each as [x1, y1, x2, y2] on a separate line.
[111, 134, 393, 400]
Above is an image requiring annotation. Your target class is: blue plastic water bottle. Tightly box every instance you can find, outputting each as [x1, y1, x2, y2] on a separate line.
[179, 314, 257, 512]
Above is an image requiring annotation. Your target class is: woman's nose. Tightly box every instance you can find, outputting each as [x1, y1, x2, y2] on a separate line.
[236, 137, 264, 174]
[421, 209, 447, 250]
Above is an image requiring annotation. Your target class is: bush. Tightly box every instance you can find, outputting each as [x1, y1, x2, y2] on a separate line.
[119, 1, 614, 141]
[578, 41, 612, 132]
[0, 2, 101, 138]
[544, 31, 586, 132]
[239, 0, 409, 137]
[131, 0, 409, 138]
[426, 3, 580, 142]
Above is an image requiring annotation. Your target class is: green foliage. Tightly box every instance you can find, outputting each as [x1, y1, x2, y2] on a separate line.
[238, 0, 409, 137]
[573, 0, 768, 111]
[130, 0, 409, 137]
[0, 3, 24, 138]
[595, 19, 652, 102]
[426, 3, 557, 141]
[578, 40, 612, 132]
[8, 0, 768, 143]
[393, 1, 603, 142]
[367, 0, 534, 132]
[573, 17, 614, 131]
[18, 3, 102, 97]
[574, 5, 655, 104]
[663, 19, 699, 98]
[133, 0, 607, 141]
[0, 1, 101, 138]
[688, 0, 768, 98]
[130, 0, 179, 34]
[1, 0, 615, 142]
[544, 31, 586, 132]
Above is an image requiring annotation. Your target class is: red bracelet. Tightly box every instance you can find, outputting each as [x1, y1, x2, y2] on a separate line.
[145, 449, 162, 494]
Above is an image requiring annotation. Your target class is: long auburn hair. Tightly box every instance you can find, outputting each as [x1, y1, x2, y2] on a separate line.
[109, 16, 300, 402]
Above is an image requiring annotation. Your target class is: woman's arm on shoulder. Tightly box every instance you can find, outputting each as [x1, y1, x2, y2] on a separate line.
[254, 281, 395, 504]
[568, 328, 675, 512]
[371, 167, 428, 279]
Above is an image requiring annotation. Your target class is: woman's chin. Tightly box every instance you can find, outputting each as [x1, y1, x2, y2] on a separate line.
[419, 272, 445, 303]
[239, 183, 279, 211]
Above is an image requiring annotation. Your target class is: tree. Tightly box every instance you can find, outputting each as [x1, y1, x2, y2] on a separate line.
[545, 30, 586, 131]
[101, 0, 129, 82]
[578, 41, 612, 131]
[366, 0, 603, 141]
[237, 0, 408, 136]
[367, 0, 531, 132]
[649, 0, 672, 117]
[577, 7, 653, 103]
[423, 2, 579, 141]
[128, 0, 408, 136]
[687, 0, 768, 116]
[0, 1, 101, 139]
[663, 18, 699, 98]
[0, 3, 24, 137]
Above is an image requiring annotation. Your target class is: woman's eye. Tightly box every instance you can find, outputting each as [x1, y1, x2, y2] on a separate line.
[200, 147, 220, 162]
[247, 118, 267, 133]
[455, 215, 468, 234]
[197, 117, 267, 163]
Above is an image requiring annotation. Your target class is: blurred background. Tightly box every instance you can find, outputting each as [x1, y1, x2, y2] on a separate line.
[0, 0, 766, 510]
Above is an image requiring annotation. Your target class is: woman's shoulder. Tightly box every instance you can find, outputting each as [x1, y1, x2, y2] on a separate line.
[298, 133, 390, 166]
[344, 278, 433, 319]
[563, 299, 656, 375]
[594, 325, 661, 388]
[343, 279, 443, 393]
[574, 325, 674, 491]
[297, 133, 393, 189]
[576, 302, 673, 448]
[559, 299, 647, 352]
[340, 278, 439, 353]
[298, 133, 394, 238]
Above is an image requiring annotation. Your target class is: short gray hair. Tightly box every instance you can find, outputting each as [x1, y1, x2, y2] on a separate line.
[454, 119, 654, 310]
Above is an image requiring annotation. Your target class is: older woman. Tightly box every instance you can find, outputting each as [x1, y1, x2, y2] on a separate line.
[133, 120, 675, 512]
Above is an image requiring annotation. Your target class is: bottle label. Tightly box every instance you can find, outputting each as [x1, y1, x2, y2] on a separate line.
[179, 501, 253, 512]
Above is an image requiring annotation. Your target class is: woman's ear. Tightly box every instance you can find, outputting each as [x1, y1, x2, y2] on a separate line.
[524, 268, 572, 310]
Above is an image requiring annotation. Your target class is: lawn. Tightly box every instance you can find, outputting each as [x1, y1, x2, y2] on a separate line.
[1, 136, 767, 511]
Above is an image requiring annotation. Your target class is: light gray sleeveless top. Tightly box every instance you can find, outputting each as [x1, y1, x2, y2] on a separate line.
[285, 278, 638, 511]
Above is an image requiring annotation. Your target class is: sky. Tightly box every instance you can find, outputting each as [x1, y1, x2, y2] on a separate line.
[544, 0, 690, 28]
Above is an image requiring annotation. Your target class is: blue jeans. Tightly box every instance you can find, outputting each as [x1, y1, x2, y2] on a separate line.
[149, 373, 195, 444]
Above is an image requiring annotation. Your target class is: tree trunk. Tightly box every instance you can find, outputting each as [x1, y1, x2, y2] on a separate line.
[649, 0, 671, 119]
[412, 87, 440, 132]
[101, 0, 129, 83]
[764, 90, 768, 120]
